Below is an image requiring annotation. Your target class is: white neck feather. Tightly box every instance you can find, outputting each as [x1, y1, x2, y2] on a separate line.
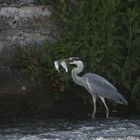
[72, 61, 84, 74]
[71, 60, 84, 86]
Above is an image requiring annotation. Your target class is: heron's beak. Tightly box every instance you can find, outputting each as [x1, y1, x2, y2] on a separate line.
[65, 58, 73, 63]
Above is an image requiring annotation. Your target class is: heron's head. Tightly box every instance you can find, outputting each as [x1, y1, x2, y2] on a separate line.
[66, 57, 81, 65]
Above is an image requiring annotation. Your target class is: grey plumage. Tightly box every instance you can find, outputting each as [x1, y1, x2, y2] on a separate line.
[54, 57, 128, 118]
[82, 73, 128, 105]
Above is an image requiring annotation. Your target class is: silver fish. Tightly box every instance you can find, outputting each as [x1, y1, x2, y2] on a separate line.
[54, 61, 60, 72]
[60, 61, 68, 72]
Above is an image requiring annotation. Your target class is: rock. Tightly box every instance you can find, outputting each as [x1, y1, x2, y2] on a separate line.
[0, 5, 57, 68]
[0, 1, 59, 118]
[0, 6, 56, 47]
[0, 0, 41, 7]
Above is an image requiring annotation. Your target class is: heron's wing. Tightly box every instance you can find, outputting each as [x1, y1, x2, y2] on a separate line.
[83, 73, 127, 105]
[84, 73, 117, 91]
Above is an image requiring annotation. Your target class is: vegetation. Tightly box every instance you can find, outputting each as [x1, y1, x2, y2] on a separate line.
[13, 0, 140, 113]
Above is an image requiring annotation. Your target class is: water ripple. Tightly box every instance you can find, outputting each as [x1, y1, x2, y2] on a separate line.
[0, 117, 140, 140]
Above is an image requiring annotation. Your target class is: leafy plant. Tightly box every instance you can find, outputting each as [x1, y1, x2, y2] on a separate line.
[43, 0, 140, 112]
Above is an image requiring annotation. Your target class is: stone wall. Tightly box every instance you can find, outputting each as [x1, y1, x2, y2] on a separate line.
[0, 0, 57, 68]
[0, 0, 57, 94]
[0, 0, 57, 118]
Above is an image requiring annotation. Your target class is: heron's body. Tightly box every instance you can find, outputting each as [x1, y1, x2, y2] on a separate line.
[54, 57, 128, 118]
[75, 72, 127, 105]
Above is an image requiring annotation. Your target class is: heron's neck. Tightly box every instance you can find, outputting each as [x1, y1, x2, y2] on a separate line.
[71, 61, 84, 86]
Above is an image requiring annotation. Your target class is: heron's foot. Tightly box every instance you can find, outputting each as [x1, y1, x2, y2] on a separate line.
[91, 114, 96, 119]
[106, 113, 109, 119]
[106, 110, 109, 119]
[91, 116, 96, 120]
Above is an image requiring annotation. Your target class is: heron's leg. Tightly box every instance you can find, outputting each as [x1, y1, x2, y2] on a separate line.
[91, 95, 96, 118]
[99, 96, 109, 119]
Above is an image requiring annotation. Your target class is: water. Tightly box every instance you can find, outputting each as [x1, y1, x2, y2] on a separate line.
[0, 117, 140, 140]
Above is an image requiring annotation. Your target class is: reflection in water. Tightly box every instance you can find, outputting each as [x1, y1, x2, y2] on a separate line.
[0, 117, 140, 140]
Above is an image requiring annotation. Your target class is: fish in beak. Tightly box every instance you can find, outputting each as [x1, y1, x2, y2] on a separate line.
[54, 59, 69, 73]
[54, 61, 60, 72]
[60, 61, 68, 72]
[54, 57, 80, 72]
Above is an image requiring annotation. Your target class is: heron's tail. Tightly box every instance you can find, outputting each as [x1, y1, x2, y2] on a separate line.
[117, 93, 128, 106]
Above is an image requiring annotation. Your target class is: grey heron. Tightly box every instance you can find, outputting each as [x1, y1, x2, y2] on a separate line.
[54, 57, 128, 118]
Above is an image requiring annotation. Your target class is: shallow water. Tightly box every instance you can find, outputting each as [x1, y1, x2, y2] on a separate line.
[0, 117, 140, 140]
